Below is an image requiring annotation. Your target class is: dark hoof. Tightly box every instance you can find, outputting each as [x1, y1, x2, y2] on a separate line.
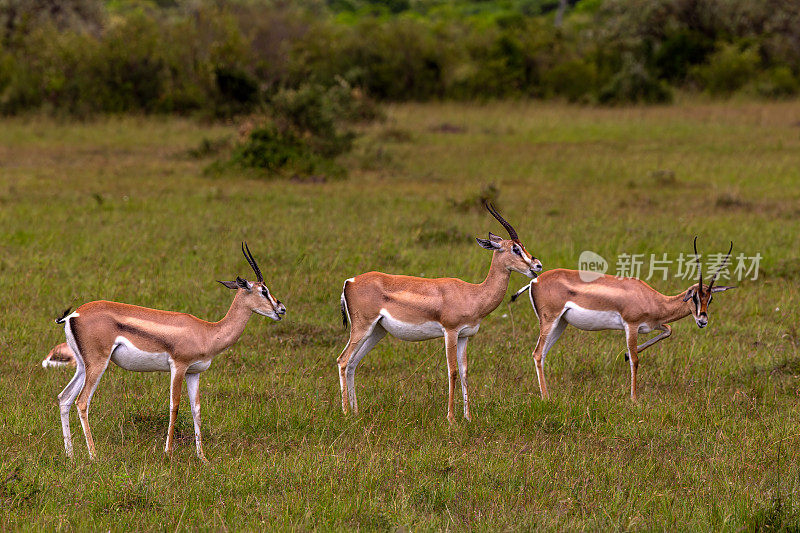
[624, 352, 629, 362]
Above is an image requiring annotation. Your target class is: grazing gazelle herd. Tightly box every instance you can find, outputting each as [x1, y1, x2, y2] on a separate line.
[47, 204, 737, 461]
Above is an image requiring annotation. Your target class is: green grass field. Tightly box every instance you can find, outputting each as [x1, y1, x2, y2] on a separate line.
[2, 101, 800, 530]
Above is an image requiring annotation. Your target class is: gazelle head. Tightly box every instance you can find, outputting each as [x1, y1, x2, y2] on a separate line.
[219, 242, 287, 321]
[476, 203, 542, 278]
[683, 236, 735, 328]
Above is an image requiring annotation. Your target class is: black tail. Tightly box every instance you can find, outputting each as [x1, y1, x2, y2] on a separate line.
[340, 299, 348, 328]
[510, 283, 531, 303]
[55, 307, 72, 324]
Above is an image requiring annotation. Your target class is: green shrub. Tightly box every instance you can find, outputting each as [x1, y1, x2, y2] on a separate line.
[223, 83, 376, 178]
[213, 66, 260, 115]
[228, 124, 312, 173]
[270, 84, 356, 159]
[753, 66, 799, 98]
[288, 16, 453, 101]
[653, 29, 713, 82]
[598, 56, 672, 104]
[87, 13, 168, 113]
[449, 17, 558, 99]
[693, 43, 761, 96]
[543, 59, 597, 102]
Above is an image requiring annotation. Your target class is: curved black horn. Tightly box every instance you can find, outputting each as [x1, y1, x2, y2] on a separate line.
[693, 235, 703, 294]
[709, 241, 733, 288]
[485, 202, 519, 241]
[242, 241, 264, 282]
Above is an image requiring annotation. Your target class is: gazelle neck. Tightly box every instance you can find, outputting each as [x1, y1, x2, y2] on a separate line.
[473, 251, 512, 318]
[661, 291, 693, 324]
[208, 290, 253, 354]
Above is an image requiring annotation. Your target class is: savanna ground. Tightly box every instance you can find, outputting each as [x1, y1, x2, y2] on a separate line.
[1, 100, 800, 530]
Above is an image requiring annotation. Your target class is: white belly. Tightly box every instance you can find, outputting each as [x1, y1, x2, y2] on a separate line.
[110, 336, 171, 372]
[562, 301, 625, 331]
[379, 310, 444, 341]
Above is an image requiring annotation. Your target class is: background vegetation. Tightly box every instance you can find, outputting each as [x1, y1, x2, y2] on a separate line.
[1, 0, 799, 118]
[1, 100, 799, 529]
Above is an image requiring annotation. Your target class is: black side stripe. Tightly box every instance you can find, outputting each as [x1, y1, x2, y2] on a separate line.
[115, 322, 175, 353]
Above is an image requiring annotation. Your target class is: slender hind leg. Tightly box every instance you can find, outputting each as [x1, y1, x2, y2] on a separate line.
[345, 323, 386, 414]
[59, 325, 86, 458]
[58, 362, 85, 458]
[337, 320, 381, 414]
[185, 373, 207, 463]
[532, 317, 567, 399]
[337, 326, 368, 415]
[455, 336, 471, 421]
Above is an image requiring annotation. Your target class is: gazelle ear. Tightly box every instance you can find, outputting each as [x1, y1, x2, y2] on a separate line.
[476, 237, 502, 250]
[218, 280, 239, 290]
[711, 285, 736, 293]
[683, 288, 695, 301]
[236, 276, 252, 291]
[488, 232, 504, 243]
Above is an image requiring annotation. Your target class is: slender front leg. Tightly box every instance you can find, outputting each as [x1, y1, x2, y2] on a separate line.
[444, 330, 459, 424]
[636, 324, 672, 354]
[456, 337, 471, 421]
[165, 361, 187, 456]
[185, 372, 208, 463]
[624, 324, 639, 401]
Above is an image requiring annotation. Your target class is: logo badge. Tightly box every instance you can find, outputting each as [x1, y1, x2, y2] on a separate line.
[578, 251, 608, 282]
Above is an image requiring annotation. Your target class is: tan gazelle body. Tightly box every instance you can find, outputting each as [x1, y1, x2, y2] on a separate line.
[55, 243, 285, 462]
[511, 237, 735, 400]
[338, 203, 542, 423]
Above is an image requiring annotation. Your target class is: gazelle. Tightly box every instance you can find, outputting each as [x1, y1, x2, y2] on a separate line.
[511, 237, 735, 401]
[42, 343, 77, 368]
[337, 203, 542, 423]
[55, 243, 285, 461]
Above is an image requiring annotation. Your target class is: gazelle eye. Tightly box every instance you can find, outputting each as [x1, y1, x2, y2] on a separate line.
[512, 245, 521, 256]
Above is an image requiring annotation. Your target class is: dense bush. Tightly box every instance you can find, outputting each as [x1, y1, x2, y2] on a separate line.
[0, 0, 798, 116]
[222, 83, 375, 178]
[599, 56, 672, 104]
[692, 43, 761, 96]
